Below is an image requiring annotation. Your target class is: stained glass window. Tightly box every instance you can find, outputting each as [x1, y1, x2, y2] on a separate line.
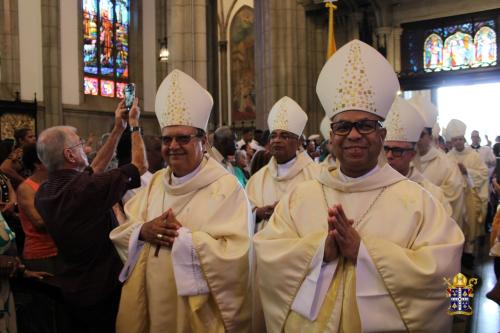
[422, 20, 496, 73]
[423, 34, 443, 71]
[475, 26, 497, 66]
[83, 0, 129, 97]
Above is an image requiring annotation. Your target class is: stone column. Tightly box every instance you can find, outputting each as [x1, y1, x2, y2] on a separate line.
[218, 40, 228, 125]
[168, 0, 208, 87]
[392, 27, 403, 73]
[348, 12, 363, 41]
[254, 0, 308, 130]
[41, 0, 62, 127]
[376, 26, 392, 60]
[0, 0, 20, 100]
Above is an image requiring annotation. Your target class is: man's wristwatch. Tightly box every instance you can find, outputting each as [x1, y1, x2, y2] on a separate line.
[129, 126, 141, 133]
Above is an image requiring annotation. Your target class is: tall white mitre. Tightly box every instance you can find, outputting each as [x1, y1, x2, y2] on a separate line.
[384, 96, 426, 143]
[445, 119, 467, 140]
[155, 69, 213, 130]
[320, 116, 331, 141]
[268, 96, 308, 136]
[316, 39, 400, 120]
[409, 94, 438, 129]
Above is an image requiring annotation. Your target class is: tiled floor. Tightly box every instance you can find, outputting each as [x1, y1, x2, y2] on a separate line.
[466, 242, 500, 333]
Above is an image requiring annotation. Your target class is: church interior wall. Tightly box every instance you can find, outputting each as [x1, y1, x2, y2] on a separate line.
[0, 0, 20, 101]
[18, 0, 43, 102]
[2, 0, 500, 142]
[392, 0, 500, 25]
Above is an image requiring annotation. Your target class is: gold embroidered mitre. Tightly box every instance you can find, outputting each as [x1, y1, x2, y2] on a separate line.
[384, 96, 425, 142]
[268, 96, 308, 136]
[155, 69, 213, 130]
[316, 39, 399, 120]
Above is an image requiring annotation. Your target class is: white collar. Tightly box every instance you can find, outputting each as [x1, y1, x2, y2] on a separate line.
[277, 156, 298, 177]
[338, 165, 380, 182]
[171, 161, 203, 186]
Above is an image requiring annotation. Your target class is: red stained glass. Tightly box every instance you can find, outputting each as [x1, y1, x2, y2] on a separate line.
[84, 77, 98, 95]
[100, 80, 115, 97]
[116, 82, 126, 98]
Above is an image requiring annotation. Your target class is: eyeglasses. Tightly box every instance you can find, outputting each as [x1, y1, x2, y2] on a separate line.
[161, 134, 202, 146]
[270, 132, 298, 141]
[383, 146, 414, 157]
[330, 120, 382, 136]
[65, 138, 85, 150]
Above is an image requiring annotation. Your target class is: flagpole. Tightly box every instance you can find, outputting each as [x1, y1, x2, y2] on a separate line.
[325, 1, 338, 59]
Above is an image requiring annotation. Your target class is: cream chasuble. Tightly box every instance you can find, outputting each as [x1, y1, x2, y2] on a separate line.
[254, 164, 464, 333]
[447, 147, 489, 240]
[246, 152, 320, 224]
[110, 157, 252, 333]
[407, 166, 452, 216]
[414, 146, 465, 222]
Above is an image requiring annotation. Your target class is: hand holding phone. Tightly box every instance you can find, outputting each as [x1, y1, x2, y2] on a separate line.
[124, 83, 136, 111]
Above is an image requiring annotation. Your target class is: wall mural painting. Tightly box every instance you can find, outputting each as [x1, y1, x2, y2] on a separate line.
[0, 114, 35, 140]
[230, 6, 255, 122]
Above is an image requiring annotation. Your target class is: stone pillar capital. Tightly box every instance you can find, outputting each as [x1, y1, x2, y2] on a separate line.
[376, 26, 393, 37]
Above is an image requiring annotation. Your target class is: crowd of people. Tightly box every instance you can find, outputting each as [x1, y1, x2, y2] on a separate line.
[0, 39, 499, 333]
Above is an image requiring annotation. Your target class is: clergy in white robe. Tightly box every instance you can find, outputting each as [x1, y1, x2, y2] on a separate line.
[446, 119, 489, 252]
[470, 130, 496, 177]
[254, 39, 464, 333]
[384, 97, 452, 216]
[411, 94, 465, 223]
[111, 70, 251, 333]
[246, 96, 320, 229]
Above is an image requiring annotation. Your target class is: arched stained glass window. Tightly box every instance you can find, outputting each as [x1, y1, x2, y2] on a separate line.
[475, 26, 497, 66]
[421, 21, 496, 73]
[443, 32, 474, 70]
[83, 0, 129, 98]
[423, 34, 443, 72]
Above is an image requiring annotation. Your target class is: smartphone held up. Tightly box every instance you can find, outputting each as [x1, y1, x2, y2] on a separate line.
[124, 83, 136, 112]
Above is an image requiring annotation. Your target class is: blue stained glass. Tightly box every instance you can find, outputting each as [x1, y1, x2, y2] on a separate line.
[115, 0, 129, 25]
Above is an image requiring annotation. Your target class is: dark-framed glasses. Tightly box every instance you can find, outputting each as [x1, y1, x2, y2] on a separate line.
[161, 134, 202, 146]
[270, 132, 298, 141]
[65, 138, 85, 150]
[383, 146, 414, 157]
[330, 120, 382, 136]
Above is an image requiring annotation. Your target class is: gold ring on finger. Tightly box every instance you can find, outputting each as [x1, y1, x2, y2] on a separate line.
[157, 233, 163, 240]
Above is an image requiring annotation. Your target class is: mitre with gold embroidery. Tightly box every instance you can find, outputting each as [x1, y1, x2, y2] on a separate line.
[316, 39, 399, 120]
[155, 69, 213, 130]
[384, 96, 426, 142]
[267, 96, 308, 136]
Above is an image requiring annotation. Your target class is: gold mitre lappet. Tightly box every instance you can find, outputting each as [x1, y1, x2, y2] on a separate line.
[316, 39, 400, 120]
[320, 116, 331, 140]
[155, 69, 213, 131]
[445, 119, 467, 140]
[384, 96, 426, 143]
[267, 96, 308, 136]
[409, 95, 438, 129]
